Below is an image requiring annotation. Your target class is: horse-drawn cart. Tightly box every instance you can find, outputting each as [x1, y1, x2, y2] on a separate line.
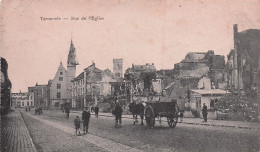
[145, 101, 178, 128]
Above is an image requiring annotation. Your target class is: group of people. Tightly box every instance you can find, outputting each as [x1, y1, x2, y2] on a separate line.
[72, 101, 208, 136]
[73, 101, 123, 136]
[74, 106, 91, 136]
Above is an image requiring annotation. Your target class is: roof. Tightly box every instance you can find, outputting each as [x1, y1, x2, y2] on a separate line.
[191, 89, 229, 95]
[67, 40, 79, 65]
[72, 72, 84, 82]
[164, 82, 175, 90]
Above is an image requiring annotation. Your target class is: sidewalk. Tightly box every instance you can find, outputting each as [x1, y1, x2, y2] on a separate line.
[1, 110, 37, 152]
[24, 112, 142, 152]
[70, 110, 260, 129]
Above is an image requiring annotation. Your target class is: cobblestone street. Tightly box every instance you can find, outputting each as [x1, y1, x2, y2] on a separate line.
[1, 110, 36, 152]
[19, 109, 260, 152]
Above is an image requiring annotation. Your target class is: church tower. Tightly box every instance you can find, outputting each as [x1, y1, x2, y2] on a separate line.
[113, 58, 123, 77]
[67, 40, 79, 83]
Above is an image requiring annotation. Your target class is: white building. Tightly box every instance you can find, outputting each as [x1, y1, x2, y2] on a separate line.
[49, 40, 78, 108]
[189, 89, 229, 119]
[20, 92, 34, 108]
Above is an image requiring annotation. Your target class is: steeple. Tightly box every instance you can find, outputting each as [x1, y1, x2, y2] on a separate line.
[67, 39, 78, 84]
[67, 39, 79, 66]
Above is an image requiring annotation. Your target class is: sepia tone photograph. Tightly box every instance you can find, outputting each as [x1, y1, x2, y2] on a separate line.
[1, 0, 260, 151]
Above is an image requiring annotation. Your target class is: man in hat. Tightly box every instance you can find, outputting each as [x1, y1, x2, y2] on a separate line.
[114, 101, 123, 127]
[82, 106, 91, 134]
[202, 103, 208, 122]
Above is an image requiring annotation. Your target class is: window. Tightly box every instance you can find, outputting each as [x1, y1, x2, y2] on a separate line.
[60, 72, 63, 75]
[59, 77, 63, 81]
[195, 97, 201, 107]
[57, 92, 61, 99]
[31, 101, 33, 105]
[27, 101, 29, 106]
[57, 84, 61, 89]
[22, 102, 24, 106]
[210, 100, 214, 108]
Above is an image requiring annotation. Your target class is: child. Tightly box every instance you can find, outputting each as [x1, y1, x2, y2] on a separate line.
[74, 116, 81, 136]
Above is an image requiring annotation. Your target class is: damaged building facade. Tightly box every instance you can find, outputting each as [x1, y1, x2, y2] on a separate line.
[172, 50, 227, 111]
[124, 63, 158, 102]
[227, 24, 260, 95]
[71, 62, 122, 109]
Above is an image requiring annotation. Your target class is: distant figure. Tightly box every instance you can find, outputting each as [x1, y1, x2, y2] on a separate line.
[179, 110, 184, 122]
[113, 101, 123, 128]
[94, 106, 99, 118]
[91, 106, 95, 113]
[25, 106, 28, 112]
[202, 103, 208, 122]
[82, 107, 91, 134]
[74, 116, 81, 136]
[28, 106, 31, 111]
[65, 105, 70, 119]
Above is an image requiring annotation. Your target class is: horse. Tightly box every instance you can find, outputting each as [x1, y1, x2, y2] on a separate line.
[129, 102, 144, 125]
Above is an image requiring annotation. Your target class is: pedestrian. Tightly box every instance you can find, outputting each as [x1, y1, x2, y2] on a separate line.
[113, 101, 123, 128]
[179, 110, 184, 122]
[28, 106, 31, 111]
[91, 106, 94, 113]
[82, 107, 91, 135]
[65, 105, 70, 119]
[202, 103, 208, 122]
[25, 106, 28, 112]
[74, 116, 81, 136]
[94, 106, 99, 118]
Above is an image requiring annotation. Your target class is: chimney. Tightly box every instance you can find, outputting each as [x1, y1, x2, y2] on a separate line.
[233, 24, 238, 36]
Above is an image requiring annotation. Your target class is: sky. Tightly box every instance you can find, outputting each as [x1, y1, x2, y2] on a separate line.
[1, 0, 260, 92]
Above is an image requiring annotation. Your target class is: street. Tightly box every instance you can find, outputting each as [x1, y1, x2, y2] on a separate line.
[21, 109, 260, 152]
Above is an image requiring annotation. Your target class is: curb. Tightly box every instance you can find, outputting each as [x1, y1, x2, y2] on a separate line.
[179, 121, 259, 130]
[20, 112, 38, 152]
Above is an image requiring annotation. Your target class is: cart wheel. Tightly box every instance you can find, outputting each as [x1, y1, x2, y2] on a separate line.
[145, 105, 155, 128]
[167, 116, 178, 128]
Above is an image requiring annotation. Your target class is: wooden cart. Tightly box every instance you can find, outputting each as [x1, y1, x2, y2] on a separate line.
[145, 101, 178, 128]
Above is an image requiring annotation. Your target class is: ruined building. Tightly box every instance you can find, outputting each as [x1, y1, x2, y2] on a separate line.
[174, 50, 226, 89]
[227, 24, 260, 93]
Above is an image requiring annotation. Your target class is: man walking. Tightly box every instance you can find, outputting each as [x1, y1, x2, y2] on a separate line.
[94, 106, 99, 118]
[65, 105, 70, 119]
[113, 101, 123, 128]
[82, 107, 91, 134]
[202, 103, 208, 122]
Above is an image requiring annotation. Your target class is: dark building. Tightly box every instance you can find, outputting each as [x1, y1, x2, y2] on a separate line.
[33, 83, 50, 109]
[1, 57, 12, 115]
[227, 24, 260, 94]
